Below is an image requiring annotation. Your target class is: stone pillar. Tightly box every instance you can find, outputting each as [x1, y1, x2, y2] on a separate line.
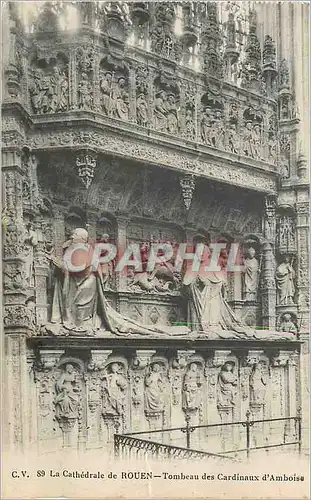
[4, 335, 29, 453]
[295, 200, 309, 332]
[69, 47, 77, 110]
[115, 215, 129, 296]
[261, 242, 276, 329]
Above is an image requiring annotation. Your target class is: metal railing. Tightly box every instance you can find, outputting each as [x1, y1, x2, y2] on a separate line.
[114, 410, 302, 461]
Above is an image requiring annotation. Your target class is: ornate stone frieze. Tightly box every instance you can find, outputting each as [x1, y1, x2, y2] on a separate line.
[28, 129, 277, 193]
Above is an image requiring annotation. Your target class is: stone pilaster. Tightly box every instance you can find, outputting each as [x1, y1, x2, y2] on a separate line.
[295, 200, 309, 332]
[4, 335, 29, 452]
[261, 242, 276, 329]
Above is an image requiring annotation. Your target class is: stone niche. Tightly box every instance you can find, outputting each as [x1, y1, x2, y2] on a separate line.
[29, 343, 300, 454]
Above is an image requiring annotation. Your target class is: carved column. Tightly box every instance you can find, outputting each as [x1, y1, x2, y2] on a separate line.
[69, 47, 78, 110]
[261, 242, 277, 329]
[295, 200, 309, 331]
[3, 335, 29, 452]
[93, 47, 101, 111]
[128, 65, 136, 122]
[115, 215, 128, 298]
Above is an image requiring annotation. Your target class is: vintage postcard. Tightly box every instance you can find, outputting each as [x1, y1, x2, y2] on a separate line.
[1, 1, 309, 499]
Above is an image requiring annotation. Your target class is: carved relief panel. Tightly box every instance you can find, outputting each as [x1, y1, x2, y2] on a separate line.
[29, 53, 69, 114]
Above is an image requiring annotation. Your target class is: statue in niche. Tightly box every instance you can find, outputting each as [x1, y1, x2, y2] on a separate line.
[217, 361, 238, 408]
[182, 363, 202, 412]
[144, 363, 165, 414]
[227, 123, 240, 154]
[278, 313, 298, 335]
[268, 136, 277, 164]
[243, 247, 260, 301]
[100, 71, 113, 115]
[50, 67, 69, 112]
[78, 72, 92, 109]
[112, 77, 129, 121]
[154, 90, 168, 131]
[54, 364, 79, 422]
[136, 93, 148, 126]
[30, 71, 51, 114]
[24, 222, 38, 286]
[276, 255, 295, 305]
[102, 363, 127, 417]
[201, 108, 213, 146]
[242, 120, 254, 157]
[249, 361, 268, 406]
[210, 110, 225, 149]
[251, 123, 263, 159]
[166, 94, 179, 134]
[185, 108, 195, 140]
[47, 227, 189, 336]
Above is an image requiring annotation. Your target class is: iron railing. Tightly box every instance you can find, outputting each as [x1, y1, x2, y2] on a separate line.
[114, 410, 302, 461]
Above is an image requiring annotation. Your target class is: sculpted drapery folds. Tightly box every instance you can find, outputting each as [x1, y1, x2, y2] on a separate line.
[243, 247, 260, 301]
[249, 361, 268, 406]
[47, 227, 189, 336]
[275, 255, 296, 305]
[182, 363, 202, 412]
[217, 361, 238, 408]
[102, 363, 127, 417]
[54, 364, 80, 425]
[144, 363, 165, 414]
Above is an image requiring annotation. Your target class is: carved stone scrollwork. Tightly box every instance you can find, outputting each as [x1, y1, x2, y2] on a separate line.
[276, 215, 296, 254]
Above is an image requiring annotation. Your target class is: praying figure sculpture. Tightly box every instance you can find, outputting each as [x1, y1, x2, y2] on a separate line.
[48, 227, 189, 336]
[102, 363, 127, 417]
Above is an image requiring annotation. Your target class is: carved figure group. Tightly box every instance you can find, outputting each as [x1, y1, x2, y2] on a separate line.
[30, 67, 69, 114]
[100, 72, 129, 120]
[154, 90, 179, 133]
[242, 121, 264, 159]
[201, 107, 225, 148]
